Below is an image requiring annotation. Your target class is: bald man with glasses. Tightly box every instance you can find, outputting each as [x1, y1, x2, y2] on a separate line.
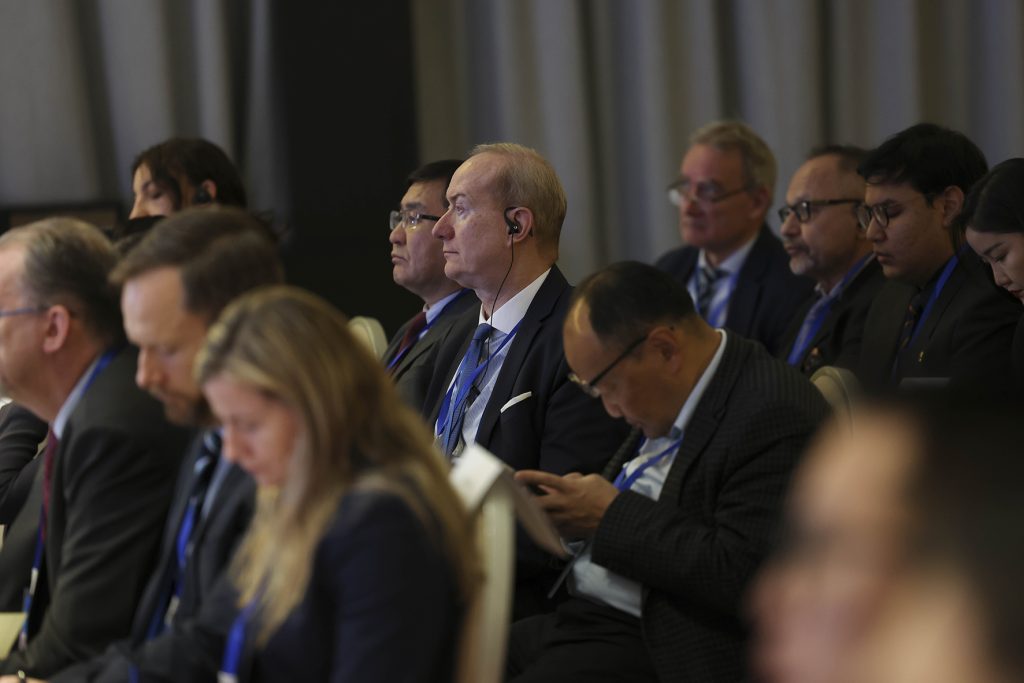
[655, 120, 813, 355]
[776, 146, 885, 376]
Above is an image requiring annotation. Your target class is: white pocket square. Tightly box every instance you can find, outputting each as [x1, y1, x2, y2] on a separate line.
[500, 391, 533, 413]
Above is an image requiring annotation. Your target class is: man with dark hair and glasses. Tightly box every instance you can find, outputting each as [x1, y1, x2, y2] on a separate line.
[384, 159, 477, 415]
[511, 261, 828, 683]
[655, 120, 813, 355]
[777, 145, 885, 376]
[854, 123, 1018, 388]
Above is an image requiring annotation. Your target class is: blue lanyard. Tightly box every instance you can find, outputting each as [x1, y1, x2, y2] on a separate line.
[703, 271, 739, 329]
[20, 348, 119, 652]
[908, 255, 958, 349]
[612, 436, 684, 492]
[787, 254, 873, 365]
[386, 289, 471, 371]
[219, 596, 261, 681]
[434, 321, 521, 439]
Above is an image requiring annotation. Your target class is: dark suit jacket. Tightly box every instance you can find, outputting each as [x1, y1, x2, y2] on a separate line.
[166, 489, 461, 683]
[777, 259, 886, 376]
[590, 334, 829, 682]
[426, 266, 629, 614]
[857, 256, 1020, 389]
[0, 403, 48, 611]
[384, 289, 478, 416]
[51, 434, 256, 683]
[0, 348, 190, 678]
[655, 226, 815, 355]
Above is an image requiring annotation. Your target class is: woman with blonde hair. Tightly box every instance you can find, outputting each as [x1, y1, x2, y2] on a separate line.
[195, 285, 477, 682]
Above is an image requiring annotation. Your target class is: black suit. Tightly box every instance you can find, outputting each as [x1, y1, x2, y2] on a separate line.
[426, 266, 629, 615]
[511, 334, 829, 682]
[655, 226, 814, 355]
[0, 348, 190, 678]
[777, 258, 886, 376]
[857, 255, 1019, 388]
[383, 289, 477, 416]
[51, 434, 255, 683]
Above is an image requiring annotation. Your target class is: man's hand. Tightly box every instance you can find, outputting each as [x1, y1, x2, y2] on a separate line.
[515, 470, 619, 540]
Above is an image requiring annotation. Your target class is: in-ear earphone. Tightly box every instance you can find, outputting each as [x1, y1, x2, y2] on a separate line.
[504, 206, 521, 235]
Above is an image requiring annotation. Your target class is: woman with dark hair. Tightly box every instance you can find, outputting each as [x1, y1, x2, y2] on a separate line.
[194, 286, 478, 682]
[129, 138, 247, 219]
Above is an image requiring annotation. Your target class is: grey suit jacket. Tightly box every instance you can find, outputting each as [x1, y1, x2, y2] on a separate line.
[591, 334, 829, 682]
[0, 348, 190, 678]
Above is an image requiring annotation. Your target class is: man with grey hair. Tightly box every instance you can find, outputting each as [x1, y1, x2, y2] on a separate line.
[656, 120, 813, 355]
[0, 218, 188, 678]
[427, 143, 629, 618]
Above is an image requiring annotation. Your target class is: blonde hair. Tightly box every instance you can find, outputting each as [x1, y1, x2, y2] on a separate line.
[690, 120, 777, 196]
[469, 142, 567, 252]
[195, 285, 478, 641]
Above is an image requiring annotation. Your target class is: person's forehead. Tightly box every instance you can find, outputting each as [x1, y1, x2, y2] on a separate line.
[681, 143, 745, 180]
[403, 179, 446, 207]
[865, 181, 920, 203]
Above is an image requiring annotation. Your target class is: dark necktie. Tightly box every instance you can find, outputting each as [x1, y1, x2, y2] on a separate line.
[897, 291, 927, 353]
[41, 429, 57, 541]
[388, 311, 428, 369]
[441, 323, 494, 458]
[146, 430, 222, 639]
[696, 265, 724, 320]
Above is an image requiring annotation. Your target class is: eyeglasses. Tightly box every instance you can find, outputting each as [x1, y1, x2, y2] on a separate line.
[0, 305, 46, 319]
[568, 333, 648, 398]
[777, 199, 863, 224]
[856, 193, 936, 230]
[388, 209, 442, 232]
[667, 179, 752, 207]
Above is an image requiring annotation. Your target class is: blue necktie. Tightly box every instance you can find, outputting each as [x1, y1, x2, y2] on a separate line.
[696, 265, 723, 320]
[441, 323, 493, 457]
[787, 293, 833, 366]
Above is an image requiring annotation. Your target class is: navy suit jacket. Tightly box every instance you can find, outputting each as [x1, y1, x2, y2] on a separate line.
[857, 255, 1019, 388]
[383, 289, 478, 417]
[777, 258, 886, 376]
[0, 348, 190, 678]
[51, 434, 256, 683]
[655, 226, 815, 355]
[592, 335, 829, 682]
[167, 488, 461, 683]
[426, 266, 629, 614]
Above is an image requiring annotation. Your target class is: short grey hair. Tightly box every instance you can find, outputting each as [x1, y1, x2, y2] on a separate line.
[0, 217, 122, 344]
[690, 120, 777, 196]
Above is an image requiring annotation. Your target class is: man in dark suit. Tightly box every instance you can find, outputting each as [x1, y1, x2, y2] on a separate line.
[0, 218, 190, 678]
[47, 207, 284, 683]
[777, 146, 885, 376]
[511, 261, 829, 682]
[655, 120, 813, 355]
[384, 160, 477, 415]
[855, 123, 1019, 388]
[427, 143, 629, 617]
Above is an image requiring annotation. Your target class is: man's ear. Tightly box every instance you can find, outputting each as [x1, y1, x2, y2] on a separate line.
[937, 185, 965, 228]
[40, 305, 73, 355]
[506, 206, 534, 245]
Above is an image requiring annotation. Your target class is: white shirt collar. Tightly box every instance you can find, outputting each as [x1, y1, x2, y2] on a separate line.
[476, 268, 551, 334]
[665, 329, 727, 440]
[697, 233, 758, 276]
[52, 354, 102, 439]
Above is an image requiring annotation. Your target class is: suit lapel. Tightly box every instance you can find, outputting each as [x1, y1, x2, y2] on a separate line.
[474, 268, 568, 446]
[725, 227, 771, 335]
[907, 260, 965, 360]
[868, 280, 914, 367]
[661, 336, 746, 503]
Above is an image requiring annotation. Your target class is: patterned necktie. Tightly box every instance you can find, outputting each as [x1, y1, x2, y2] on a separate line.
[787, 292, 832, 366]
[897, 290, 928, 353]
[441, 323, 494, 458]
[389, 311, 428, 369]
[696, 265, 724, 319]
[41, 429, 58, 541]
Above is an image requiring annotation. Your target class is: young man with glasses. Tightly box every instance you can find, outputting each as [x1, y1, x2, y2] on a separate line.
[777, 146, 885, 376]
[655, 120, 813, 355]
[854, 123, 1018, 389]
[384, 160, 477, 415]
[512, 261, 828, 682]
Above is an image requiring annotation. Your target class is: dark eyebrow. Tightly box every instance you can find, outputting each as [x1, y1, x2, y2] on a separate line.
[401, 200, 426, 210]
[981, 241, 1004, 258]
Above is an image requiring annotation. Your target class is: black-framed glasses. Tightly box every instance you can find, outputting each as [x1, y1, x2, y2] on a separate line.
[778, 199, 863, 224]
[0, 305, 47, 319]
[856, 193, 936, 230]
[388, 209, 442, 232]
[568, 333, 648, 398]
[667, 179, 752, 207]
